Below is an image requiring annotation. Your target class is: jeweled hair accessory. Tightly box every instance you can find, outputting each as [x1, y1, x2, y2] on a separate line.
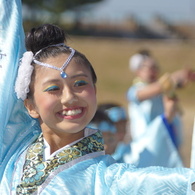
[15, 43, 75, 100]
[33, 43, 75, 78]
[15, 51, 34, 100]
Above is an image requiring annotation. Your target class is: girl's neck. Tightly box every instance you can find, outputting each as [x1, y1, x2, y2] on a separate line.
[42, 130, 85, 154]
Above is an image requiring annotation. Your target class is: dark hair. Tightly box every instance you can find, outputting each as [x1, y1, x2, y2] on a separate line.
[138, 49, 151, 57]
[90, 109, 114, 126]
[26, 24, 66, 54]
[98, 102, 121, 111]
[26, 23, 97, 85]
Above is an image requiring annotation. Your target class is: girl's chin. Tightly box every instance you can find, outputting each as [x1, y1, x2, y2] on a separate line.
[57, 124, 86, 134]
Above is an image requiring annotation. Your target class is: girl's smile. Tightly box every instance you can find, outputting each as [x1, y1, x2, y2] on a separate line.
[57, 107, 85, 120]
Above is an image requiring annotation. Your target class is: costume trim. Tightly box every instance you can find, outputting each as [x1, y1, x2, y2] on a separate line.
[16, 130, 104, 194]
[35, 151, 105, 195]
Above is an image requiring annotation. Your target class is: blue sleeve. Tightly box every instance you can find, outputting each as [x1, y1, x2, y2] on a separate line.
[127, 86, 140, 103]
[0, 0, 25, 164]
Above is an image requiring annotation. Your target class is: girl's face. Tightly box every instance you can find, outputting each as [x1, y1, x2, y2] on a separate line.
[137, 58, 159, 83]
[25, 53, 97, 139]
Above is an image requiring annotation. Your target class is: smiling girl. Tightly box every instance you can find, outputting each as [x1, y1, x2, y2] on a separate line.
[1, 3, 195, 193]
[11, 23, 104, 193]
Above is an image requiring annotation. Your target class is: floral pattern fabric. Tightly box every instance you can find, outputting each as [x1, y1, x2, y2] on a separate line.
[16, 130, 104, 194]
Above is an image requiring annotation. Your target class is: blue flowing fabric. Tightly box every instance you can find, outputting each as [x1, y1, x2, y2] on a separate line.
[125, 80, 183, 167]
[127, 82, 183, 146]
[1, 150, 195, 195]
[1, 1, 195, 194]
[0, 128, 195, 194]
[0, 0, 40, 180]
[112, 116, 183, 167]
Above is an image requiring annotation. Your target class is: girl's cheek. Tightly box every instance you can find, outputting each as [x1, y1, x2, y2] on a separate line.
[36, 95, 55, 110]
[87, 88, 97, 102]
[87, 85, 96, 96]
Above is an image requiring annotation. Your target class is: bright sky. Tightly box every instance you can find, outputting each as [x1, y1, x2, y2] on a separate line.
[83, 0, 195, 24]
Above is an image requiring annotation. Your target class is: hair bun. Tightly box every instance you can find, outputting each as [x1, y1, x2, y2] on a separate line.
[25, 24, 66, 54]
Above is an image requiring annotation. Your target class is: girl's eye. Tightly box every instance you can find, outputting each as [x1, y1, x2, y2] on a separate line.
[74, 80, 88, 87]
[43, 85, 60, 92]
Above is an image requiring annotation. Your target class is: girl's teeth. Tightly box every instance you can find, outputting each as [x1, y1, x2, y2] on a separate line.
[62, 109, 82, 116]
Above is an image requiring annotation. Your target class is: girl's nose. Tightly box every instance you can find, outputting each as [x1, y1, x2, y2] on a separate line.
[61, 87, 78, 105]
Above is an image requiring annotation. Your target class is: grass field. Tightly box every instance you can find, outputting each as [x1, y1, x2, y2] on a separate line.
[69, 36, 195, 167]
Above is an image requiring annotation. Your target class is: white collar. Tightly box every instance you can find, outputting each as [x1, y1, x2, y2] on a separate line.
[43, 128, 97, 160]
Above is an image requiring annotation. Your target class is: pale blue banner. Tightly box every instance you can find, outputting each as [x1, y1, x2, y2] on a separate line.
[0, 0, 40, 179]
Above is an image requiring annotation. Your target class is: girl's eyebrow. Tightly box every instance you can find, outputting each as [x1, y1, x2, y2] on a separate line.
[70, 73, 88, 79]
[42, 79, 61, 86]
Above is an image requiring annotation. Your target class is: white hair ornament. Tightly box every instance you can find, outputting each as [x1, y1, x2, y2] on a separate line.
[129, 54, 145, 72]
[15, 51, 34, 100]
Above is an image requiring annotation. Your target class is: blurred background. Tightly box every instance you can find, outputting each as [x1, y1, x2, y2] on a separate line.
[22, 0, 195, 167]
[23, 0, 195, 39]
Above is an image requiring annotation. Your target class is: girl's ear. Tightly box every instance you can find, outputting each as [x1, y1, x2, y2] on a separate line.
[24, 99, 40, 119]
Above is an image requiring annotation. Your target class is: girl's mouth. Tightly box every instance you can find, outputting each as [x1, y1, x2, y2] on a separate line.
[61, 108, 82, 116]
[57, 107, 84, 119]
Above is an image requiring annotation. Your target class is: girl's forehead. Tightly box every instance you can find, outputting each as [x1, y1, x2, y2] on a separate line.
[43, 53, 69, 67]
[34, 59, 90, 82]
[141, 59, 159, 69]
[42, 54, 87, 71]
[38, 52, 76, 68]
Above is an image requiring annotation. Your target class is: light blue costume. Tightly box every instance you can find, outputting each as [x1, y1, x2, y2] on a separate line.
[113, 116, 183, 167]
[1, 0, 195, 194]
[102, 104, 182, 168]
[127, 81, 182, 147]
[125, 80, 183, 167]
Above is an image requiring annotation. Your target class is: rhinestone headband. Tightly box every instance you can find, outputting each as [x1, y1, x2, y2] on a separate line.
[33, 43, 75, 78]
